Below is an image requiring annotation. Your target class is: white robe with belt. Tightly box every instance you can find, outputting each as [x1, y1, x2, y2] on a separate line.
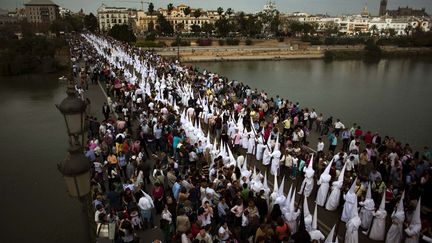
[270, 150, 281, 176]
[404, 223, 421, 243]
[262, 147, 271, 166]
[369, 209, 387, 241]
[247, 137, 255, 154]
[345, 215, 361, 243]
[316, 174, 331, 206]
[341, 191, 357, 222]
[256, 143, 265, 161]
[325, 181, 343, 211]
[359, 199, 375, 230]
[385, 210, 405, 243]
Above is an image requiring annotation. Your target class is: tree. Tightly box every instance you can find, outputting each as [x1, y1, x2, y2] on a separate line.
[369, 24, 378, 35]
[193, 9, 202, 19]
[148, 2, 154, 15]
[108, 24, 136, 43]
[183, 6, 191, 16]
[191, 24, 200, 34]
[156, 14, 173, 36]
[148, 20, 155, 32]
[84, 13, 98, 32]
[215, 17, 232, 37]
[176, 22, 184, 32]
[226, 8, 233, 16]
[217, 7, 223, 16]
[202, 22, 214, 36]
[167, 3, 174, 15]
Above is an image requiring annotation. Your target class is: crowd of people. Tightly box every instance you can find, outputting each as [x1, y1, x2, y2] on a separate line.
[69, 32, 432, 243]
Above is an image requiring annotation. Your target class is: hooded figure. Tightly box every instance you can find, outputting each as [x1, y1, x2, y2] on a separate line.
[368, 191, 387, 241]
[325, 163, 346, 211]
[262, 138, 272, 166]
[359, 182, 375, 230]
[316, 159, 333, 206]
[291, 205, 312, 243]
[255, 136, 266, 161]
[308, 204, 325, 241]
[341, 178, 358, 222]
[324, 225, 339, 243]
[275, 176, 286, 206]
[344, 196, 361, 243]
[299, 154, 315, 197]
[284, 191, 300, 234]
[270, 134, 281, 176]
[247, 131, 256, 154]
[241, 128, 249, 149]
[385, 191, 405, 243]
[404, 197, 422, 243]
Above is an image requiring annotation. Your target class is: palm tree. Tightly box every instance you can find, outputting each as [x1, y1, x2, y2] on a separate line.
[193, 9, 202, 19]
[148, 2, 154, 15]
[226, 8, 233, 16]
[183, 6, 191, 16]
[369, 24, 378, 35]
[217, 7, 223, 16]
[167, 3, 174, 15]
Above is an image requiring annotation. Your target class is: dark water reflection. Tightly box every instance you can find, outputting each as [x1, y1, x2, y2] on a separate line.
[0, 73, 85, 243]
[195, 59, 432, 149]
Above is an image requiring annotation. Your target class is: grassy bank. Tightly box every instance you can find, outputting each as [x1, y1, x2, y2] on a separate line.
[324, 48, 432, 61]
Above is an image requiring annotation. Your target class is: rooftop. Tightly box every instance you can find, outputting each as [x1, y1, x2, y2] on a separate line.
[25, 0, 59, 6]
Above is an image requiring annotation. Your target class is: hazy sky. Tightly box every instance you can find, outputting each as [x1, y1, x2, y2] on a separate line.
[2, 0, 431, 16]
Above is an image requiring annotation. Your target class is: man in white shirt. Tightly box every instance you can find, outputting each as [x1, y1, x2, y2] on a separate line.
[334, 119, 345, 136]
[138, 193, 155, 228]
[218, 221, 232, 242]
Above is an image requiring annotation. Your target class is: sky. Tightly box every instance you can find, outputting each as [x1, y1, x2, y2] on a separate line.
[2, 0, 431, 16]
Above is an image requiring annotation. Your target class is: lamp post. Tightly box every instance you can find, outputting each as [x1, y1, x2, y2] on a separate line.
[56, 81, 95, 243]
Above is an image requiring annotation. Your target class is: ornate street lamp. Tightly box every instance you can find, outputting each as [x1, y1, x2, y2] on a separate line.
[56, 80, 95, 243]
[56, 82, 87, 146]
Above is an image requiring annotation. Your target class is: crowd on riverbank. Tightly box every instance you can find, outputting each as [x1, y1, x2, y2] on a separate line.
[69, 32, 432, 243]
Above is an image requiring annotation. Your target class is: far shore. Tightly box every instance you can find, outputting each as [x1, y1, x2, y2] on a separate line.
[151, 44, 432, 62]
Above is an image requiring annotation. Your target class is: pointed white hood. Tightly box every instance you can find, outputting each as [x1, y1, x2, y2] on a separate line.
[324, 224, 338, 243]
[304, 196, 310, 217]
[410, 197, 421, 225]
[378, 191, 386, 211]
[278, 176, 285, 196]
[312, 203, 318, 230]
[263, 171, 269, 190]
[349, 178, 357, 194]
[366, 182, 372, 200]
[396, 191, 405, 213]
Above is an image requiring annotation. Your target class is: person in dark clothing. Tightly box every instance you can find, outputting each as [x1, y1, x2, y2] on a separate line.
[102, 102, 110, 121]
[291, 209, 311, 243]
[255, 190, 268, 223]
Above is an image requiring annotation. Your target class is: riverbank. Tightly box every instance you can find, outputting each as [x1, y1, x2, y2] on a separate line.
[154, 45, 432, 62]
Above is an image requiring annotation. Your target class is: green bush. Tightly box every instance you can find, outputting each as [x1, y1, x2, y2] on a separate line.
[135, 40, 166, 48]
[245, 39, 253, 45]
[218, 39, 225, 46]
[197, 39, 213, 46]
[226, 38, 240, 45]
[171, 39, 191, 47]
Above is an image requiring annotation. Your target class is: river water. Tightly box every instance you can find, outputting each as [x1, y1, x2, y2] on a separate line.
[195, 59, 432, 149]
[0, 59, 431, 242]
[0, 73, 85, 243]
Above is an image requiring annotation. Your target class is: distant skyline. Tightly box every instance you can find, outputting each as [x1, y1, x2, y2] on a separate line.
[2, 0, 431, 16]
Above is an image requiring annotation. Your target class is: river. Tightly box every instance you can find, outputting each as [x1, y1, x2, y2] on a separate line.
[0, 73, 85, 243]
[194, 59, 432, 149]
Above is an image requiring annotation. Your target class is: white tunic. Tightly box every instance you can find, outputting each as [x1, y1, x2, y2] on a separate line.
[241, 133, 249, 149]
[247, 137, 255, 154]
[300, 177, 314, 198]
[256, 143, 265, 161]
[369, 209, 387, 241]
[345, 216, 361, 243]
[341, 191, 357, 222]
[359, 199, 375, 229]
[270, 150, 281, 176]
[325, 181, 343, 211]
[262, 147, 271, 166]
[386, 210, 405, 243]
[316, 174, 331, 206]
[404, 223, 421, 243]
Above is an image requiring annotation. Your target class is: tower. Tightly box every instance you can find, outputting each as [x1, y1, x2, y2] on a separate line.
[379, 0, 388, 16]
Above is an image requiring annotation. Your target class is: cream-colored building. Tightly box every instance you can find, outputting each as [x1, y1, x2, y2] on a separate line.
[97, 4, 136, 32]
[24, 0, 59, 24]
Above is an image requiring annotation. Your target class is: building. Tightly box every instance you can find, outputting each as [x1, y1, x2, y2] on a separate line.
[135, 11, 157, 33]
[97, 4, 136, 32]
[387, 7, 428, 17]
[369, 17, 409, 35]
[379, 0, 388, 16]
[24, 0, 59, 24]
[58, 7, 71, 17]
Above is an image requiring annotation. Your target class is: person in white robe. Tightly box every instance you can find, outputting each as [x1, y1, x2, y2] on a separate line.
[270, 136, 281, 176]
[299, 154, 315, 197]
[247, 132, 256, 154]
[308, 204, 325, 241]
[325, 163, 346, 211]
[368, 191, 387, 241]
[303, 196, 312, 232]
[359, 183, 375, 230]
[341, 178, 358, 223]
[241, 128, 249, 149]
[284, 192, 300, 234]
[255, 136, 265, 161]
[404, 197, 422, 243]
[345, 197, 361, 243]
[316, 159, 333, 206]
[262, 144, 272, 167]
[386, 191, 405, 243]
